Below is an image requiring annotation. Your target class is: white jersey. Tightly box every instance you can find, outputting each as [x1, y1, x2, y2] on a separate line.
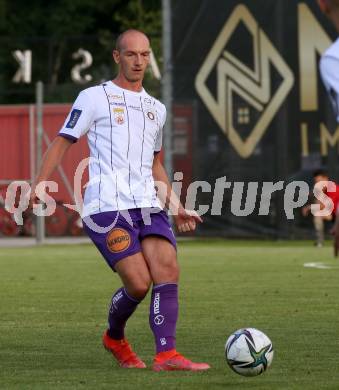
[320, 37, 339, 123]
[58, 81, 166, 217]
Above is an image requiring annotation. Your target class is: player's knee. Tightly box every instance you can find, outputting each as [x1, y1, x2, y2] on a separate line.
[128, 281, 151, 300]
[170, 262, 180, 281]
[159, 260, 180, 282]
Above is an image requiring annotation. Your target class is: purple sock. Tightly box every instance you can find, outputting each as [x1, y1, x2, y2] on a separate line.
[149, 283, 178, 353]
[107, 287, 140, 340]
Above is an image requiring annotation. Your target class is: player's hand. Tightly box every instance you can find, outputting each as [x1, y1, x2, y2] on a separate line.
[28, 184, 41, 210]
[301, 205, 311, 217]
[27, 186, 36, 209]
[173, 207, 203, 233]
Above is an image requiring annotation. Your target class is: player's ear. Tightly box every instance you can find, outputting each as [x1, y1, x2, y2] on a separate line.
[113, 49, 120, 64]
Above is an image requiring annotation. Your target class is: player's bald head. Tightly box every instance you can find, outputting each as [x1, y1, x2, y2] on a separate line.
[115, 29, 150, 52]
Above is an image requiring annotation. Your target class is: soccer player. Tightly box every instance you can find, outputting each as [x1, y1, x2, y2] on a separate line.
[302, 170, 339, 248]
[29, 29, 210, 371]
[317, 0, 339, 254]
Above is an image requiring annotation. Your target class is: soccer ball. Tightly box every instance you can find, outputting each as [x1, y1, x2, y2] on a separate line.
[225, 328, 274, 377]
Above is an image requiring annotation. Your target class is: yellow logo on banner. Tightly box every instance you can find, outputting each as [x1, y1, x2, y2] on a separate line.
[195, 4, 294, 158]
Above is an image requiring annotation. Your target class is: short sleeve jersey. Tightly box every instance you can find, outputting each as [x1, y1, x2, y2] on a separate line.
[320, 37, 339, 123]
[58, 81, 166, 217]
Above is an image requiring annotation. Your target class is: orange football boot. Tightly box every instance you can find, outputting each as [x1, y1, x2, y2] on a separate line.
[153, 349, 210, 372]
[102, 331, 146, 369]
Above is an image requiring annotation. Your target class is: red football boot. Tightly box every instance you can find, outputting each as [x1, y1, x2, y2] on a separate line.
[102, 331, 146, 369]
[153, 349, 210, 372]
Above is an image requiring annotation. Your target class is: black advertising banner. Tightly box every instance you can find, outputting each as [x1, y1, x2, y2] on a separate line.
[172, 0, 338, 238]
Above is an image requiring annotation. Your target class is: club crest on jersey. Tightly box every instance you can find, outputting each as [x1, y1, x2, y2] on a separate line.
[146, 110, 155, 121]
[106, 228, 131, 253]
[113, 107, 125, 125]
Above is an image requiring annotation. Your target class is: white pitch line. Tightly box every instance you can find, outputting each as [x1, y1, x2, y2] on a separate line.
[303, 262, 339, 269]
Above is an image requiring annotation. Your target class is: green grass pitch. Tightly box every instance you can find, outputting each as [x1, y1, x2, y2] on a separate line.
[1, 240, 339, 390]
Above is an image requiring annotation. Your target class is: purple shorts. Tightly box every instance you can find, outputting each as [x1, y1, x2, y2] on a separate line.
[83, 208, 176, 271]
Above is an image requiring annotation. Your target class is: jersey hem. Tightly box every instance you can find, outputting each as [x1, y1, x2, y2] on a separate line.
[58, 133, 78, 143]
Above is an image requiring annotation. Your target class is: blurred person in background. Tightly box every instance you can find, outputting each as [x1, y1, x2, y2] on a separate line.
[302, 170, 339, 248]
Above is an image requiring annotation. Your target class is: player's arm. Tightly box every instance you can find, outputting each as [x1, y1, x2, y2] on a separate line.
[29, 90, 94, 205]
[320, 55, 339, 122]
[30, 136, 73, 205]
[152, 152, 202, 233]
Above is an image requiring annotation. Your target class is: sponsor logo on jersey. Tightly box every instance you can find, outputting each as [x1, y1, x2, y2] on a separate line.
[113, 107, 125, 125]
[144, 97, 152, 105]
[107, 94, 123, 100]
[110, 102, 125, 107]
[128, 105, 142, 111]
[146, 110, 155, 121]
[66, 109, 82, 129]
[106, 228, 131, 253]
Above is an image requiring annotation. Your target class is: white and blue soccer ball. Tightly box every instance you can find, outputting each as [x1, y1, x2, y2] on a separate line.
[225, 328, 274, 377]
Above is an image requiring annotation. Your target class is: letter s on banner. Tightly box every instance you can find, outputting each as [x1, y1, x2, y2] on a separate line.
[71, 48, 93, 84]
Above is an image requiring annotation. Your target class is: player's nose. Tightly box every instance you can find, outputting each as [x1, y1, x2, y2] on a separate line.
[134, 54, 142, 65]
